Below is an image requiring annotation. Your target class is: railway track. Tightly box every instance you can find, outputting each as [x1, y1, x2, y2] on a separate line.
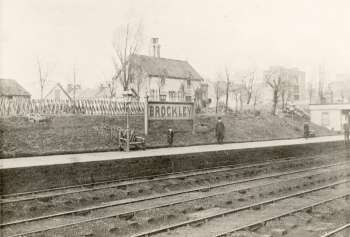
[321, 223, 350, 237]
[1, 153, 335, 203]
[2, 154, 345, 226]
[2, 159, 349, 224]
[135, 183, 350, 237]
[2, 161, 350, 237]
[1, 153, 345, 211]
[213, 189, 350, 237]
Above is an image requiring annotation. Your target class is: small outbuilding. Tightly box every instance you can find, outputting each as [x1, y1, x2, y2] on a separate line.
[309, 103, 350, 131]
[0, 78, 31, 100]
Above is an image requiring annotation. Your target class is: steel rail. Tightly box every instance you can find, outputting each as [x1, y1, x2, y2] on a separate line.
[4, 169, 350, 237]
[2, 160, 348, 229]
[3, 151, 341, 201]
[1, 154, 332, 204]
[214, 193, 350, 237]
[319, 223, 350, 237]
[2, 164, 346, 229]
[0, 156, 297, 200]
[128, 180, 350, 237]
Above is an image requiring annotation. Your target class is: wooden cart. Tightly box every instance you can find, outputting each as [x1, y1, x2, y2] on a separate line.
[118, 129, 146, 151]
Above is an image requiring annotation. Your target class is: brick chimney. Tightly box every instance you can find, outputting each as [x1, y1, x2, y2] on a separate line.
[151, 38, 160, 57]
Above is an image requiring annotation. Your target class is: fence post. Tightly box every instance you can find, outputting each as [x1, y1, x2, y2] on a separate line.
[144, 96, 148, 135]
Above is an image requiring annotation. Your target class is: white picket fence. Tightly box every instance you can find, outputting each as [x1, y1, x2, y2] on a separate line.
[0, 97, 145, 117]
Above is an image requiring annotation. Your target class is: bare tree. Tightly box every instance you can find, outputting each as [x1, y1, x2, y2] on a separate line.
[214, 81, 225, 113]
[37, 58, 50, 100]
[106, 81, 116, 98]
[131, 64, 147, 98]
[112, 22, 143, 91]
[242, 70, 256, 105]
[231, 85, 241, 113]
[252, 85, 261, 112]
[224, 68, 231, 112]
[264, 69, 284, 115]
[101, 71, 117, 99]
[280, 80, 292, 110]
[239, 86, 245, 111]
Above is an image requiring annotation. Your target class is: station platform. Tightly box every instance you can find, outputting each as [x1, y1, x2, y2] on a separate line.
[0, 135, 345, 194]
[0, 135, 344, 170]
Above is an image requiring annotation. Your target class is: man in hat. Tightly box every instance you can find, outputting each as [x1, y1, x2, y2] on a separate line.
[215, 117, 225, 144]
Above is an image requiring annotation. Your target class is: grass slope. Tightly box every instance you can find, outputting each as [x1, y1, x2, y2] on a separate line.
[0, 112, 335, 158]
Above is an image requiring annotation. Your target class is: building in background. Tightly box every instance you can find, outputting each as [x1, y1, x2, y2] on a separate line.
[325, 74, 350, 104]
[263, 66, 306, 105]
[44, 83, 72, 100]
[0, 78, 31, 100]
[129, 38, 207, 104]
[74, 83, 114, 99]
[310, 103, 350, 131]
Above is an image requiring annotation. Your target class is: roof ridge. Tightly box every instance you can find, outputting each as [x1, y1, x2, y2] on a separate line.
[133, 54, 189, 63]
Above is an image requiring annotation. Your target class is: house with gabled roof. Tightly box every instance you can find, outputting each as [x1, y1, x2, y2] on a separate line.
[129, 38, 206, 103]
[0, 78, 31, 100]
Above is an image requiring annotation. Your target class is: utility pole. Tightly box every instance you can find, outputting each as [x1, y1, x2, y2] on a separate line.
[73, 65, 77, 113]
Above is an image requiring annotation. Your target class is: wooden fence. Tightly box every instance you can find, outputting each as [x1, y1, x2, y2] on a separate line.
[0, 97, 145, 117]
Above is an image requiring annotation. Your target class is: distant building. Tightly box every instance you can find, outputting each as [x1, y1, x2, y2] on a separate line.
[74, 83, 113, 99]
[310, 103, 350, 131]
[325, 74, 350, 104]
[263, 66, 306, 104]
[45, 83, 72, 100]
[129, 38, 206, 103]
[0, 78, 31, 100]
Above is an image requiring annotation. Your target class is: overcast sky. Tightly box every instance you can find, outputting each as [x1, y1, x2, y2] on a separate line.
[1, 0, 350, 97]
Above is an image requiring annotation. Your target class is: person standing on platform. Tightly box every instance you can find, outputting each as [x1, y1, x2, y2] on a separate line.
[344, 122, 350, 144]
[167, 128, 174, 146]
[215, 117, 225, 144]
[304, 122, 310, 138]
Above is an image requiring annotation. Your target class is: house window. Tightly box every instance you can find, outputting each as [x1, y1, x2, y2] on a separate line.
[187, 80, 191, 88]
[321, 112, 330, 126]
[160, 94, 166, 102]
[150, 89, 156, 100]
[169, 91, 176, 101]
[185, 96, 192, 102]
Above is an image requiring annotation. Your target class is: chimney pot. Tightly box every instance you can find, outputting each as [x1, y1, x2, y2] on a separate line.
[151, 37, 160, 57]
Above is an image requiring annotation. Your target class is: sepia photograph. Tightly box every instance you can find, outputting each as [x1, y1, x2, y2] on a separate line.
[0, 0, 350, 236]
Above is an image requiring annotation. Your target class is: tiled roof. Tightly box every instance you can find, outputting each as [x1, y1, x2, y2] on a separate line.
[0, 79, 31, 97]
[130, 54, 203, 81]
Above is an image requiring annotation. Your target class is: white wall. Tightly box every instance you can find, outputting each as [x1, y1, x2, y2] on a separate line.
[310, 109, 342, 131]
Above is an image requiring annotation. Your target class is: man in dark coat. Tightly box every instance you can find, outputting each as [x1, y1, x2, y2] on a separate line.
[304, 122, 310, 138]
[215, 117, 225, 144]
[344, 122, 349, 144]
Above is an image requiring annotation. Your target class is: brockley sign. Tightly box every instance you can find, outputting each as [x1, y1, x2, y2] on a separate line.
[148, 102, 193, 120]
